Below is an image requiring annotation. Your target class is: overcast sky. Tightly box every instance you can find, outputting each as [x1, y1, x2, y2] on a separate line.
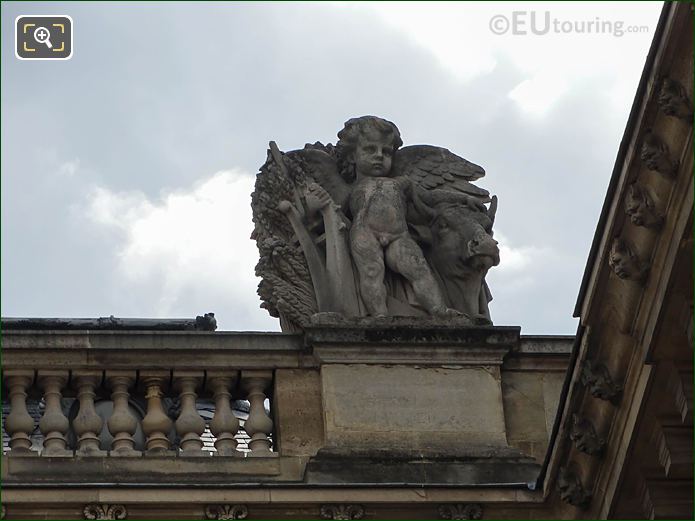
[1, 1, 662, 333]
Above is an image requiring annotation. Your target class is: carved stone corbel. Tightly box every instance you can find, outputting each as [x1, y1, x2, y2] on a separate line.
[640, 131, 678, 177]
[608, 237, 649, 283]
[557, 466, 592, 509]
[580, 360, 623, 405]
[320, 504, 365, 520]
[83, 504, 127, 520]
[204, 504, 248, 520]
[438, 503, 483, 520]
[625, 183, 664, 228]
[568, 414, 606, 455]
[657, 78, 693, 121]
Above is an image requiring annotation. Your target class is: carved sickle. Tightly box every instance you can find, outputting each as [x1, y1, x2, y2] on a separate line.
[277, 200, 332, 311]
[269, 141, 305, 218]
[488, 195, 498, 226]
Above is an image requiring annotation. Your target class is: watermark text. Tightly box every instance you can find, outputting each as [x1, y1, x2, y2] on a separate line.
[489, 11, 649, 37]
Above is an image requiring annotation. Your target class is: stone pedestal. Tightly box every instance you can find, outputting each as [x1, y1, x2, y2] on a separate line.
[304, 317, 539, 486]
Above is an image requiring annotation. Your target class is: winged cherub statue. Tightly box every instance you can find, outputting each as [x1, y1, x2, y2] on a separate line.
[251, 116, 500, 332]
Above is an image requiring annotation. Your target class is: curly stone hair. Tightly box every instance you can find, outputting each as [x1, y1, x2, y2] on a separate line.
[335, 116, 403, 183]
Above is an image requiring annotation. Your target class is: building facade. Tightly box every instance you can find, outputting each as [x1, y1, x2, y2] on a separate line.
[1, 2, 692, 519]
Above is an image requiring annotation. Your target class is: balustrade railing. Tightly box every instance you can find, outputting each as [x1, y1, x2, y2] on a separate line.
[2, 369, 275, 458]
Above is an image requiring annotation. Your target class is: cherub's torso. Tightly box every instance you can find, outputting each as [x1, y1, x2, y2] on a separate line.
[350, 176, 410, 238]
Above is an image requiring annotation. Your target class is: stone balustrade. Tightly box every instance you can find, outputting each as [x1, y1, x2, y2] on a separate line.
[1, 325, 572, 491]
[2, 367, 275, 459]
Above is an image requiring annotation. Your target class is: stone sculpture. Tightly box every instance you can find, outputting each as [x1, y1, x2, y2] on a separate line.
[608, 237, 648, 283]
[557, 466, 592, 509]
[568, 414, 605, 456]
[252, 116, 499, 331]
[580, 360, 623, 405]
[657, 77, 693, 121]
[625, 183, 663, 228]
[640, 131, 678, 177]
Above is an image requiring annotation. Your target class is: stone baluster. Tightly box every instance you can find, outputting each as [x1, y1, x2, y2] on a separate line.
[140, 372, 173, 454]
[241, 370, 274, 455]
[173, 371, 207, 456]
[72, 371, 106, 456]
[37, 370, 71, 456]
[105, 371, 141, 456]
[3, 370, 36, 454]
[207, 371, 241, 456]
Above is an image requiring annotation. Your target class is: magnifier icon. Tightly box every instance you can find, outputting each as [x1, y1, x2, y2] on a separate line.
[33, 26, 53, 49]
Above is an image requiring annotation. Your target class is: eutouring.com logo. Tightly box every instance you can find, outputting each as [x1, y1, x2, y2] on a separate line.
[489, 11, 650, 37]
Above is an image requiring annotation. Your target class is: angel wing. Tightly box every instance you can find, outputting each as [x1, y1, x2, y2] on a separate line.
[392, 144, 489, 199]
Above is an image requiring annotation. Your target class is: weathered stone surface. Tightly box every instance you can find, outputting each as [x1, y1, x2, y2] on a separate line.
[1, 455, 304, 484]
[502, 373, 549, 461]
[542, 373, 565, 436]
[1, 314, 217, 331]
[308, 315, 517, 343]
[304, 448, 540, 486]
[273, 369, 325, 457]
[321, 364, 508, 451]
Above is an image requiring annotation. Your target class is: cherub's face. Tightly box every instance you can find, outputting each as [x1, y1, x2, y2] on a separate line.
[354, 131, 394, 178]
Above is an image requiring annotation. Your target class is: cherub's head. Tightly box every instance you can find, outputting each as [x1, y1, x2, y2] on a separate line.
[336, 116, 403, 182]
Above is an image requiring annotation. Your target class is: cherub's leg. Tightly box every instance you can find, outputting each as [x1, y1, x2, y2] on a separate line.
[385, 236, 450, 315]
[350, 228, 388, 316]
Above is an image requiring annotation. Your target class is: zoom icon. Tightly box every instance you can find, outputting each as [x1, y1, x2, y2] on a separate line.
[16, 15, 73, 60]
